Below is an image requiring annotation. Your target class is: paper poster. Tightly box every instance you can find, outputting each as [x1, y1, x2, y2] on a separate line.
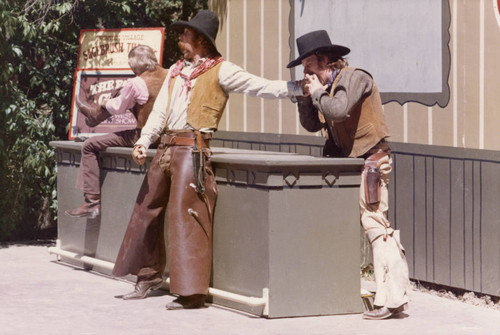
[69, 27, 165, 139]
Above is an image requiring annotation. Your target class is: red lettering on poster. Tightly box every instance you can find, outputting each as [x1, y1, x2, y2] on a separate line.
[82, 43, 125, 60]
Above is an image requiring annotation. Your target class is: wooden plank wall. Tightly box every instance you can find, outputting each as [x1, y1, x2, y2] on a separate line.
[210, 0, 500, 151]
[389, 142, 500, 297]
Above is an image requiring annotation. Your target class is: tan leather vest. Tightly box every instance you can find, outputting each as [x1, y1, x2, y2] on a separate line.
[134, 65, 169, 128]
[328, 67, 389, 158]
[165, 62, 228, 130]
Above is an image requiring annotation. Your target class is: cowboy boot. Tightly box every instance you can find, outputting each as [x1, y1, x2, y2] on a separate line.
[122, 278, 164, 300]
[65, 193, 101, 219]
[166, 294, 206, 310]
[362, 303, 407, 320]
[75, 95, 112, 127]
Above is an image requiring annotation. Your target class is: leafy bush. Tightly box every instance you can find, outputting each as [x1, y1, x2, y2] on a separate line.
[0, 0, 206, 241]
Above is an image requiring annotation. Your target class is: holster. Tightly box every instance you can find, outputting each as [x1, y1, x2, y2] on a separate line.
[191, 130, 211, 195]
[363, 152, 389, 205]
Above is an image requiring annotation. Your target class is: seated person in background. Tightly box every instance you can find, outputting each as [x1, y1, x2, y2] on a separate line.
[66, 45, 168, 218]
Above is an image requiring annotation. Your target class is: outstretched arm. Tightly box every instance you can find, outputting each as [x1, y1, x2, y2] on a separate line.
[219, 61, 303, 99]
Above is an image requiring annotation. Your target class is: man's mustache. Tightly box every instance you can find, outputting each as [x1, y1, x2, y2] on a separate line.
[298, 72, 316, 83]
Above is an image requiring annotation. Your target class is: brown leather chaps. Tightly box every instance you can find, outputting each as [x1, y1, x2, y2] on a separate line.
[112, 133, 217, 296]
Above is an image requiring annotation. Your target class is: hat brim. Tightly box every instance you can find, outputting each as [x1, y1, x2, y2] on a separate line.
[170, 21, 218, 53]
[286, 45, 350, 68]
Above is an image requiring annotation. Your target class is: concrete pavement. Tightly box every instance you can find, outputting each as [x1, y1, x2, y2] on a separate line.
[1, 243, 499, 335]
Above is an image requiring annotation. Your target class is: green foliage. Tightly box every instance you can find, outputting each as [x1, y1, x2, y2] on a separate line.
[0, 0, 207, 241]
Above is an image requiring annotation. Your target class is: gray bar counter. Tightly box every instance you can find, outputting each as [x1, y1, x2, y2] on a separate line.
[50, 140, 364, 318]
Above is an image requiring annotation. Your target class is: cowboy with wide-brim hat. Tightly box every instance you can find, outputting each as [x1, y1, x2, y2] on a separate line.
[287, 30, 350, 68]
[170, 10, 220, 53]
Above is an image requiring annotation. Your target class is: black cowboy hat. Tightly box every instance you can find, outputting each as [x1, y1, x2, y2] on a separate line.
[286, 30, 350, 68]
[170, 10, 219, 52]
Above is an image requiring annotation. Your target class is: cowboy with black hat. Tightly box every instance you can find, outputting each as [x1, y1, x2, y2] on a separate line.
[112, 10, 303, 310]
[290, 30, 410, 320]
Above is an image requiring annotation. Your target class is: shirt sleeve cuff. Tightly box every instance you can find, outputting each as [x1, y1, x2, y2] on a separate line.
[287, 81, 303, 96]
[135, 136, 151, 149]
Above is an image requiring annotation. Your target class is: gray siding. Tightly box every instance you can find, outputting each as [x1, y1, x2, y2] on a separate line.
[389, 143, 500, 297]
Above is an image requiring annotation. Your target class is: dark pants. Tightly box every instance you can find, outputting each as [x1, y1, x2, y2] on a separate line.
[112, 134, 217, 296]
[76, 129, 141, 194]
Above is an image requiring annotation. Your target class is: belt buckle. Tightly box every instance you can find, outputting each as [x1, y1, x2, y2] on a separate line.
[161, 134, 176, 147]
[167, 135, 176, 146]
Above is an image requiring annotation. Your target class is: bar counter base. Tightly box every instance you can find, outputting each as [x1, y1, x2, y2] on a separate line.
[49, 140, 364, 318]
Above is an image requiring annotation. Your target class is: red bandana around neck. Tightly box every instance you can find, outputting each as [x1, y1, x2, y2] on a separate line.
[169, 56, 225, 99]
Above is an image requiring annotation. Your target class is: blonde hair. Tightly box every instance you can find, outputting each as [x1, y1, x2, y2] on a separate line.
[128, 45, 158, 75]
[316, 53, 349, 71]
[327, 58, 349, 70]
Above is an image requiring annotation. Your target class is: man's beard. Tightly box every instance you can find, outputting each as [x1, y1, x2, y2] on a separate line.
[178, 41, 191, 60]
[178, 41, 186, 52]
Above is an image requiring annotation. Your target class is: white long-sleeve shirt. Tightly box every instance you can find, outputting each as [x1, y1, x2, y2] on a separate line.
[136, 58, 303, 148]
